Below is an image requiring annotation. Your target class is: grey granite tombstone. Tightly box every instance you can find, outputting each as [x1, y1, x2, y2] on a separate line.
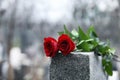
[50, 52, 107, 80]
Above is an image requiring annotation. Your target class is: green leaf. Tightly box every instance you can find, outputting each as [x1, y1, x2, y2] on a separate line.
[71, 29, 79, 37]
[105, 61, 113, 76]
[102, 57, 113, 76]
[71, 29, 79, 41]
[97, 42, 110, 55]
[87, 25, 98, 38]
[102, 58, 106, 66]
[85, 39, 94, 42]
[76, 39, 97, 52]
[58, 31, 64, 35]
[91, 39, 98, 48]
[76, 40, 85, 46]
[78, 26, 89, 40]
[64, 25, 73, 38]
[77, 41, 94, 52]
[108, 48, 115, 54]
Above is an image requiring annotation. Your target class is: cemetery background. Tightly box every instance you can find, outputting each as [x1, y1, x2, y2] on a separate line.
[0, 0, 120, 80]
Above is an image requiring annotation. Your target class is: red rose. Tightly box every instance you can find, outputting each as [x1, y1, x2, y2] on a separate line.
[58, 34, 75, 55]
[44, 37, 58, 57]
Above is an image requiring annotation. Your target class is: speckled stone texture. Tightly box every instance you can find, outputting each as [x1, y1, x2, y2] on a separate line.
[50, 52, 107, 80]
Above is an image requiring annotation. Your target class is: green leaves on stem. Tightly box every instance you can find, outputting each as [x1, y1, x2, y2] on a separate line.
[58, 25, 115, 76]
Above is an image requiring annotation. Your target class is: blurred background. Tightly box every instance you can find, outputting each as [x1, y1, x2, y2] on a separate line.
[0, 0, 120, 80]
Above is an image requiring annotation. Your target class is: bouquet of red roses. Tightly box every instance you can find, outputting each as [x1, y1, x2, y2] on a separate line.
[43, 25, 115, 76]
[44, 34, 75, 57]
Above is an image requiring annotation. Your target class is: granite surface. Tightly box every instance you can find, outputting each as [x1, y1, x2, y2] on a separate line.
[50, 53, 89, 80]
[50, 52, 107, 80]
